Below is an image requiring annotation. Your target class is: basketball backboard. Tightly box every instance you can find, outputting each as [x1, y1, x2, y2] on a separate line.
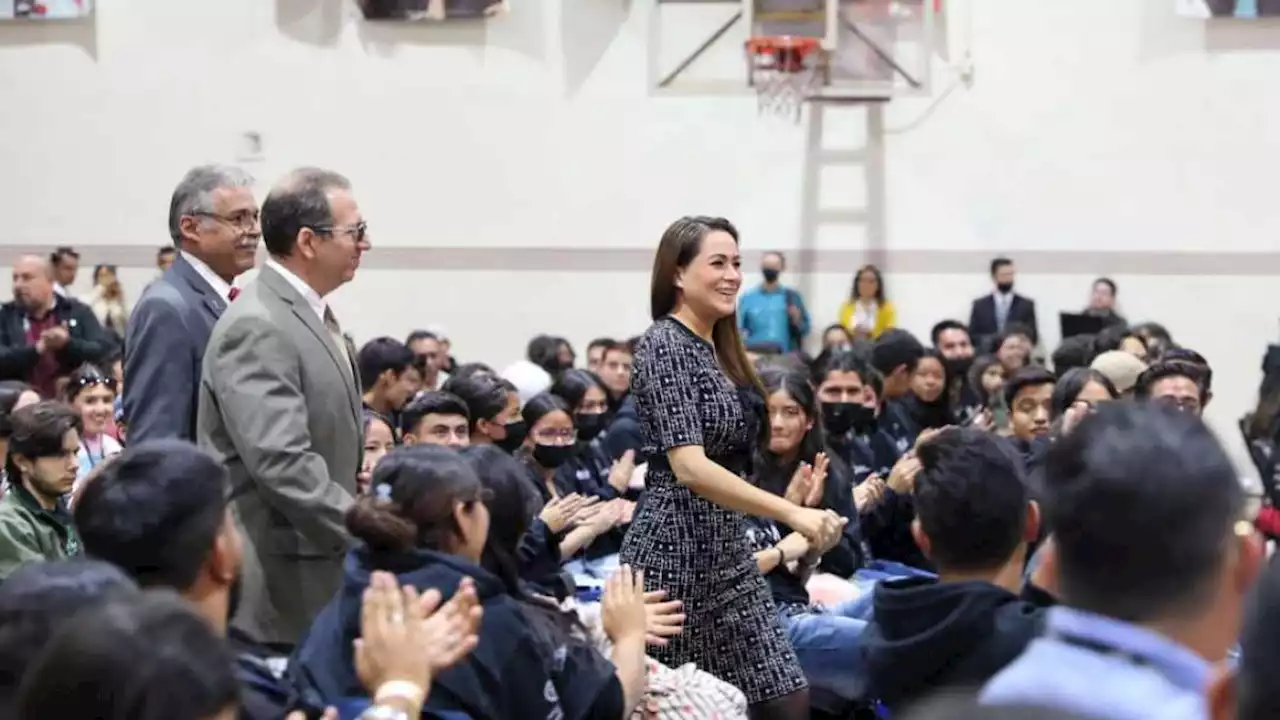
[651, 0, 940, 101]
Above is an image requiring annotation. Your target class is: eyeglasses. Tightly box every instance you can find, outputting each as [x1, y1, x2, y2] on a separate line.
[532, 428, 576, 444]
[191, 210, 261, 232]
[311, 220, 369, 245]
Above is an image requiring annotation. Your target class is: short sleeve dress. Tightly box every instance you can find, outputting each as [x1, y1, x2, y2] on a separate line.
[619, 316, 807, 704]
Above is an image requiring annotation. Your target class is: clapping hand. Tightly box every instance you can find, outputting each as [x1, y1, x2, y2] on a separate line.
[607, 450, 636, 492]
[853, 475, 887, 511]
[601, 565, 648, 644]
[539, 493, 597, 533]
[886, 454, 922, 495]
[784, 453, 829, 508]
[353, 572, 482, 711]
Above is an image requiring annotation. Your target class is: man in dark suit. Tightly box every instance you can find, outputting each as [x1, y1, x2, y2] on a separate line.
[123, 165, 260, 444]
[198, 167, 370, 646]
[968, 257, 1038, 352]
[0, 255, 110, 398]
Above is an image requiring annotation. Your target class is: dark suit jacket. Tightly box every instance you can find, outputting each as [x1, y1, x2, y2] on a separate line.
[198, 264, 363, 645]
[968, 293, 1039, 350]
[123, 254, 228, 443]
[0, 295, 111, 385]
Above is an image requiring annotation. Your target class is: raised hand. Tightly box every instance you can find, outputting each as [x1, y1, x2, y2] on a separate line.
[804, 452, 829, 507]
[607, 450, 636, 492]
[602, 565, 648, 644]
[784, 461, 814, 507]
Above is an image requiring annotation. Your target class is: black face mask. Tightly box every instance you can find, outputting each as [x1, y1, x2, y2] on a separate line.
[494, 420, 528, 453]
[533, 443, 574, 469]
[762, 269, 780, 284]
[575, 412, 606, 441]
[852, 404, 878, 435]
[822, 402, 861, 436]
[945, 355, 974, 378]
[996, 281, 1014, 294]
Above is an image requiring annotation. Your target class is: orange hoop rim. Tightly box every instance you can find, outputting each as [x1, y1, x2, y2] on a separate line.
[745, 35, 823, 58]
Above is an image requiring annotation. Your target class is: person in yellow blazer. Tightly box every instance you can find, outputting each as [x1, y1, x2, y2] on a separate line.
[838, 264, 897, 340]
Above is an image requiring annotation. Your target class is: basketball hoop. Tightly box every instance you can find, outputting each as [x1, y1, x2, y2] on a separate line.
[745, 36, 829, 122]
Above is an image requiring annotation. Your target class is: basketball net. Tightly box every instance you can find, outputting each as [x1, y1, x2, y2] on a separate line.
[746, 36, 828, 123]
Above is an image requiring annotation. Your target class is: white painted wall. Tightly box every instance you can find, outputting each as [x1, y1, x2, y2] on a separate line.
[2, 0, 1279, 472]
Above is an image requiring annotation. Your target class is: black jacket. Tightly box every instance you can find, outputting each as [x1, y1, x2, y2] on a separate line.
[602, 395, 643, 463]
[291, 547, 622, 720]
[0, 295, 112, 382]
[554, 442, 626, 560]
[857, 576, 1054, 713]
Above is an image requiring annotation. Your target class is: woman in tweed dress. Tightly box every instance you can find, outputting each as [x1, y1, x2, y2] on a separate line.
[619, 216, 845, 718]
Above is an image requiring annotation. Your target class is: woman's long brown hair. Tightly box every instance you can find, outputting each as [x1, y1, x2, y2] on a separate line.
[650, 216, 763, 395]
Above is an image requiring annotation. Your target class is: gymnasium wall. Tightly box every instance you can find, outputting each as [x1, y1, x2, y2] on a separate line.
[1, 0, 1279, 471]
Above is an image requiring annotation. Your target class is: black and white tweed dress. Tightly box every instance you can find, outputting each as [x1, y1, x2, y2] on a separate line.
[619, 316, 807, 704]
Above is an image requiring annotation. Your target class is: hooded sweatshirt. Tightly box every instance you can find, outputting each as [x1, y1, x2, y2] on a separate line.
[856, 575, 1054, 713]
[290, 546, 622, 720]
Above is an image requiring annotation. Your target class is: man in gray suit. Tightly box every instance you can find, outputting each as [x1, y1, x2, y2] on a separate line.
[124, 165, 259, 443]
[198, 167, 370, 645]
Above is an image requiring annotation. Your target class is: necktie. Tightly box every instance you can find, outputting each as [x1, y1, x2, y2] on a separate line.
[996, 294, 1010, 333]
[323, 307, 353, 381]
[228, 287, 240, 302]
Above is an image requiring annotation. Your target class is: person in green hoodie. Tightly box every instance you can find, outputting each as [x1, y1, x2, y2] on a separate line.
[0, 401, 83, 580]
[855, 426, 1054, 714]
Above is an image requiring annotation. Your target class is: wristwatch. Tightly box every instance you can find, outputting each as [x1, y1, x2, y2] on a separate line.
[359, 705, 412, 720]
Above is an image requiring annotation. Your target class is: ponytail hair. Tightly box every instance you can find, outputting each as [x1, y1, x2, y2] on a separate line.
[345, 445, 487, 555]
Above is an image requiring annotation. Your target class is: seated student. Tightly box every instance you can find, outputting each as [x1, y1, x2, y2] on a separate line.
[601, 342, 644, 463]
[870, 329, 926, 455]
[0, 402, 82, 580]
[0, 559, 138, 715]
[963, 355, 1008, 429]
[442, 373, 525, 452]
[1002, 367, 1055, 455]
[756, 366, 870, 579]
[1135, 359, 1209, 417]
[359, 410, 396, 495]
[746, 366, 876, 700]
[1049, 368, 1117, 420]
[857, 427, 1053, 715]
[401, 390, 472, 449]
[812, 350, 882, 482]
[516, 393, 625, 588]
[902, 349, 955, 432]
[357, 337, 419, 438]
[982, 403, 1262, 720]
[73, 440, 327, 719]
[548, 370, 636, 579]
[292, 444, 648, 720]
[63, 363, 122, 489]
[15, 592, 240, 720]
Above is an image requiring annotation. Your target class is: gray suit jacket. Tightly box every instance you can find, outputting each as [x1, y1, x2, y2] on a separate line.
[197, 264, 362, 645]
[123, 254, 226, 444]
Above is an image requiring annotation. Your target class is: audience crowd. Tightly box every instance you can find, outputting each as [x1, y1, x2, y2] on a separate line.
[0, 163, 1276, 720]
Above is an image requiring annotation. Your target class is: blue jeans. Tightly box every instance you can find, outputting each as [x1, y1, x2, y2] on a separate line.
[564, 553, 621, 584]
[782, 597, 870, 700]
[851, 560, 937, 622]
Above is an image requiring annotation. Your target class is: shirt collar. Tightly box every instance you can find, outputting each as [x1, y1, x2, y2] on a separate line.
[181, 251, 235, 302]
[1045, 606, 1212, 693]
[265, 258, 327, 322]
[8, 480, 72, 526]
[53, 283, 68, 298]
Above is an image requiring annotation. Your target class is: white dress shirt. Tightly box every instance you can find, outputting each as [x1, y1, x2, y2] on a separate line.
[181, 251, 235, 302]
[265, 258, 327, 323]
